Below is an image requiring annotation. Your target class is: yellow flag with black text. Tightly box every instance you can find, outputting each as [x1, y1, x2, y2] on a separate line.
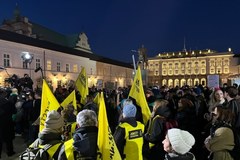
[75, 67, 89, 104]
[128, 67, 151, 125]
[61, 90, 77, 111]
[97, 92, 121, 160]
[40, 80, 60, 131]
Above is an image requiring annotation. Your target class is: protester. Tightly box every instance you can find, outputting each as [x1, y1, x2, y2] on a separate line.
[0, 88, 17, 158]
[58, 109, 98, 160]
[83, 94, 98, 114]
[208, 88, 227, 112]
[114, 104, 144, 160]
[162, 128, 196, 160]
[224, 86, 240, 128]
[144, 99, 172, 160]
[204, 105, 234, 160]
[28, 90, 42, 144]
[19, 74, 34, 90]
[61, 104, 77, 141]
[30, 110, 64, 159]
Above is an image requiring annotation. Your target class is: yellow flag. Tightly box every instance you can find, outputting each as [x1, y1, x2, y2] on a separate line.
[39, 80, 60, 131]
[93, 92, 100, 105]
[128, 67, 151, 125]
[97, 92, 121, 160]
[75, 67, 89, 104]
[60, 90, 77, 111]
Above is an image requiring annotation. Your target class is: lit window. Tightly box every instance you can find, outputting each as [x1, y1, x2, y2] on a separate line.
[47, 60, 51, 70]
[73, 64, 78, 72]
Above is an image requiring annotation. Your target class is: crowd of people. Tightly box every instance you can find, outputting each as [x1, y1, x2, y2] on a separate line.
[0, 76, 240, 159]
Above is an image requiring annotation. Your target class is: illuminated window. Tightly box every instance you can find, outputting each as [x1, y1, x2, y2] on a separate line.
[224, 67, 229, 73]
[175, 70, 179, 75]
[210, 68, 215, 74]
[224, 59, 229, 66]
[47, 60, 51, 70]
[73, 64, 78, 72]
[163, 70, 167, 75]
[201, 68, 206, 74]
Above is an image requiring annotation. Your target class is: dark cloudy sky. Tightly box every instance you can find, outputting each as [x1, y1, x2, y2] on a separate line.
[0, 0, 240, 62]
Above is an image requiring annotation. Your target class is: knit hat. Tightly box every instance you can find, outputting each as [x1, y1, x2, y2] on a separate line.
[167, 128, 195, 155]
[123, 104, 137, 118]
[45, 110, 64, 129]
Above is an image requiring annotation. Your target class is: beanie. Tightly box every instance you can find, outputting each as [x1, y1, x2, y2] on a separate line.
[45, 110, 64, 129]
[167, 128, 195, 155]
[123, 104, 137, 118]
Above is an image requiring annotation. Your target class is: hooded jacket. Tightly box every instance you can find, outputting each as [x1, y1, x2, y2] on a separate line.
[58, 126, 98, 160]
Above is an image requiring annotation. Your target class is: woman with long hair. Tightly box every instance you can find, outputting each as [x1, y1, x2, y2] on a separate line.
[204, 105, 235, 160]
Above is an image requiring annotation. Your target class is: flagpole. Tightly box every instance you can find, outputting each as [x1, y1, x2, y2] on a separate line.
[132, 54, 136, 73]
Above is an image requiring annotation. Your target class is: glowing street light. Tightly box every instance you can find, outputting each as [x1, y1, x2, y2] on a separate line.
[21, 52, 33, 63]
[21, 52, 34, 78]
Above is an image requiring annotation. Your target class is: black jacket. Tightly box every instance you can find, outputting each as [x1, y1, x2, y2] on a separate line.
[58, 126, 98, 160]
[165, 152, 195, 160]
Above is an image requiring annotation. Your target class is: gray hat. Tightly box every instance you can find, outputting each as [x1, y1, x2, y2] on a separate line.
[45, 110, 64, 129]
[123, 104, 137, 118]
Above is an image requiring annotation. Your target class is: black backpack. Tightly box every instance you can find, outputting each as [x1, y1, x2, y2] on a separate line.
[19, 141, 63, 160]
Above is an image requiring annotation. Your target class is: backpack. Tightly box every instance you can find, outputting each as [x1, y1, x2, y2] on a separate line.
[19, 142, 63, 160]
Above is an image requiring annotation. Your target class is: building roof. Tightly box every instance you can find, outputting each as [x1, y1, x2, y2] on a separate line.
[0, 29, 132, 68]
[148, 49, 233, 60]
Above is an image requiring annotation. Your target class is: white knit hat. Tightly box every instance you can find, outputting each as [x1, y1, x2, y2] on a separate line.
[45, 110, 64, 129]
[167, 128, 195, 155]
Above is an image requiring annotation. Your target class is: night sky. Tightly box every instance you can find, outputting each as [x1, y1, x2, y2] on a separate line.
[0, 0, 240, 62]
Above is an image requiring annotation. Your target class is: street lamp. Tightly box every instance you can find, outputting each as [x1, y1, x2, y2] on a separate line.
[21, 52, 34, 78]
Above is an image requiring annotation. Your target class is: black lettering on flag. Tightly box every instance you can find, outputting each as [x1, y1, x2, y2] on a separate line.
[108, 127, 115, 159]
[80, 74, 86, 86]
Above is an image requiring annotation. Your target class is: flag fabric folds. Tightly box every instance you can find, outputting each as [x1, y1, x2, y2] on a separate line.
[128, 67, 151, 125]
[60, 90, 77, 111]
[75, 67, 89, 104]
[97, 92, 121, 160]
[39, 79, 60, 131]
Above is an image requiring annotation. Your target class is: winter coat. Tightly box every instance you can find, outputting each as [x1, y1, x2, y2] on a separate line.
[164, 152, 195, 160]
[143, 106, 172, 160]
[207, 122, 234, 160]
[58, 126, 98, 160]
[0, 96, 16, 140]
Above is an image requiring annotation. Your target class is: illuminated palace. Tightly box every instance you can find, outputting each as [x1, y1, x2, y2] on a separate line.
[0, 7, 133, 90]
[147, 49, 240, 87]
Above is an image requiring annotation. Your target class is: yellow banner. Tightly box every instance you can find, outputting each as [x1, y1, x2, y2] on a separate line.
[39, 80, 60, 131]
[128, 67, 151, 125]
[75, 67, 89, 104]
[61, 90, 77, 111]
[97, 92, 121, 160]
